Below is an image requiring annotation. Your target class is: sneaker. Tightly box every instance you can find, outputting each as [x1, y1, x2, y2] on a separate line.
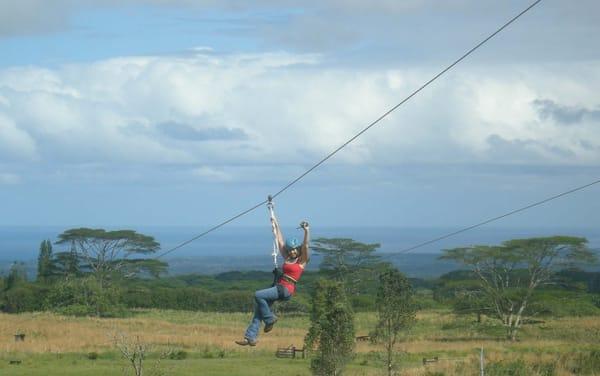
[235, 338, 257, 346]
[264, 317, 278, 333]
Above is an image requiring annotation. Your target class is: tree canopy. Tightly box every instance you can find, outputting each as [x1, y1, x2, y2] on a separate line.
[56, 228, 164, 286]
[440, 236, 596, 340]
[312, 237, 385, 294]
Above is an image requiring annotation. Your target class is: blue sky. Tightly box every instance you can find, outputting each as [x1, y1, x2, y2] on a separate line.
[1, 0, 600, 239]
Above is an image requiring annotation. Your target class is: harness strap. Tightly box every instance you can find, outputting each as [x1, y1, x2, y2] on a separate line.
[280, 274, 298, 284]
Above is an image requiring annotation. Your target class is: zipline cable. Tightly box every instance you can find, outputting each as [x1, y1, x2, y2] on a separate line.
[393, 178, 600, 254]
[270, 0, 543, 200]
[155, 199, 268, 259]
[155, 0, 543, 259]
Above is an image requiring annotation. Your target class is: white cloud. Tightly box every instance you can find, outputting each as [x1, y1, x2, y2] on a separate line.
[0, 112, 37, 160]
[0, 51, 599, 186]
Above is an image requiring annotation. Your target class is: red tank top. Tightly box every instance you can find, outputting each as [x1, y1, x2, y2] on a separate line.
[278, 261, 304, 295]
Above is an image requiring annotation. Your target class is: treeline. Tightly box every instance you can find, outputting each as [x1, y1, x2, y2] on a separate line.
[0, 231, 599, 331]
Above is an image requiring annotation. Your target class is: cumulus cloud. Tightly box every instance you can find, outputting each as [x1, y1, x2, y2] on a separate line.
[1, 50, 599, 186]
[0, 112, 38, 161]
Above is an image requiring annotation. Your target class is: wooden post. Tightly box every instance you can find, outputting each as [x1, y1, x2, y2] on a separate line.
[480, 347, 484, 376]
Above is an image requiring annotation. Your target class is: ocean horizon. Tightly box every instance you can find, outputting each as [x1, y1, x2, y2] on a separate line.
[1, 225, 599, 261]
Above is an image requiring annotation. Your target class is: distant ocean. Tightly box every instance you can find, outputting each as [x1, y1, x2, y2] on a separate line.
[1, 225, 599, 260]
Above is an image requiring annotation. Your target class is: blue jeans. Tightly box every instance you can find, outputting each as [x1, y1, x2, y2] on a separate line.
[244, 285, 291, 342]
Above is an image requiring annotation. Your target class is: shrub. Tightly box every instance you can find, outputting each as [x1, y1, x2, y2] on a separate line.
[1, 284, 47, 313]
[45, 277, 126, 317]
[168, 350, 187, 360]
[201, 346, 226, 359]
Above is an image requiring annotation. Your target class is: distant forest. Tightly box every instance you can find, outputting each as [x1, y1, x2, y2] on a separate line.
[1, 228, 599, 323]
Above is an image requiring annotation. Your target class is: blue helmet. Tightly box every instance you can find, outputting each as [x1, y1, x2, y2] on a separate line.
[285, 237, 301, 251]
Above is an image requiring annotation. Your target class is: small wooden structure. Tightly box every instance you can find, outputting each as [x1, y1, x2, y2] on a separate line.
[355, 335, 370, 342]
[422, 356, 439, 365]
[14, 333, 25, 342]
[276, 345, 306, 359]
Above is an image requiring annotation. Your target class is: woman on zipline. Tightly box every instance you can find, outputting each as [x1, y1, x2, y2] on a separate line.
[235, 206, 310, 346]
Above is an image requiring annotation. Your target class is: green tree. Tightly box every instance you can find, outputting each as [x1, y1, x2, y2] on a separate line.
[2, 284, 47, 313]
[55, 228, 164, 287]
[371, 268, 416, 376]
[37, 239, 54, 281]
[434, 271, 493, 322]
[45, 276, 125, 317]
[306, 279, 355, 376]
[441, 236, 596, 341]
[53, 241, 81, 277]
[312, 238, 383, 294]
[5, 262, 27, 290]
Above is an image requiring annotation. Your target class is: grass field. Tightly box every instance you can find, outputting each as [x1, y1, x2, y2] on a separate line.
[1, 309, 599, 375]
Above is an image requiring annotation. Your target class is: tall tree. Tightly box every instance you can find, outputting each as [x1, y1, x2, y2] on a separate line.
[312, 238, 383, 293]
[5, 262, 27, 290]
[371, 268, 416, 376]
[56, 228, 164, 287]
[53, 241, 81, 277]
[441, 236, 596, 341]
[37, 239, 54, 281]
[306, 279, 355, 376]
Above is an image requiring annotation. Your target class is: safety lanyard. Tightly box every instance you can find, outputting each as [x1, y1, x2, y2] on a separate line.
[267, 195, 279, 269]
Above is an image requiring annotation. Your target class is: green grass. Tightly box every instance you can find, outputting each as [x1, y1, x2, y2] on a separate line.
[0, 352, 313, 376]
[1, 309, 600, 375]
[0, 350, 387, 376]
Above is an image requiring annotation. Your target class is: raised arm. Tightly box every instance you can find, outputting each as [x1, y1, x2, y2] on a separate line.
[299, 221, 310, 266]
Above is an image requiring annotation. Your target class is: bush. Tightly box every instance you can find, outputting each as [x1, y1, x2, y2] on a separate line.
[531, 290, 600, 317]
[58, 304, 96, 317]
[350, 295, 375, 311]
[45, 277, 126, 317]
[201, 346, 226, 359]
[1, 284, 47, 313]
[168, 350, 187, 360]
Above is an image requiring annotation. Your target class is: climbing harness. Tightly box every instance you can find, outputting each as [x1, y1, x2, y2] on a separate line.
[266, 196, 306, 300]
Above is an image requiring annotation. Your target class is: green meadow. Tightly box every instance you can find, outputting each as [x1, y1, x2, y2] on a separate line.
[1, 309, 599, 375]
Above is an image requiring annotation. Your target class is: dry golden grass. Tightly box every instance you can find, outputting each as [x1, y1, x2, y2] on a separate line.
[0, 310, 309, 354]
[1, 309, 599, 375]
